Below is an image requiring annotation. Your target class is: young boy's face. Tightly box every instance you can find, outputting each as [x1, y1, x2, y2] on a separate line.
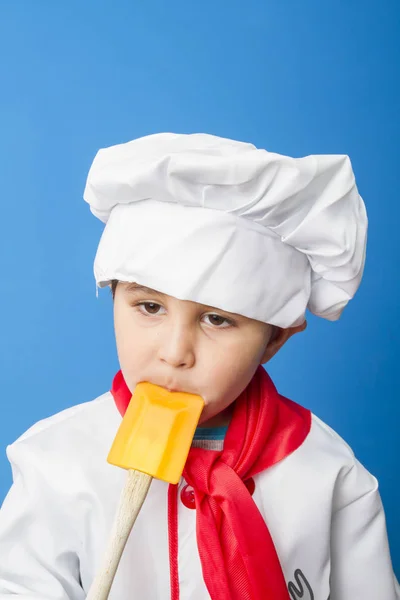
[113, 282, 283, 426]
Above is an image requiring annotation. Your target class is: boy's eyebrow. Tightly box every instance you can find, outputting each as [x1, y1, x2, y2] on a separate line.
[124, 282, 164, 296]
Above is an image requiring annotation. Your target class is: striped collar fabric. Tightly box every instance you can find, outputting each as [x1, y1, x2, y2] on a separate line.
[194, 426, 228, 441]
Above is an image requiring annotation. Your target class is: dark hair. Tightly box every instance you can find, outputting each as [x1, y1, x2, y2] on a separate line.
[111, 280, 118, 299]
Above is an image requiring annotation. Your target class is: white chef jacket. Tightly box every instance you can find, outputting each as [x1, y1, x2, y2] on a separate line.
[0, 391, 399, 600]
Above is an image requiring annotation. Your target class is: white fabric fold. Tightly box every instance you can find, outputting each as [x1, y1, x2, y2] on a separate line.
[84, 133, 367, 327]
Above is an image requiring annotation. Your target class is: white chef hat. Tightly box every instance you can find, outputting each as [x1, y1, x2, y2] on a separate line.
[83, 133, 367, 328]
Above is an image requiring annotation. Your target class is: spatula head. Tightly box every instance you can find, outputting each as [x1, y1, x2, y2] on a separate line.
[107, 382, 204, 484]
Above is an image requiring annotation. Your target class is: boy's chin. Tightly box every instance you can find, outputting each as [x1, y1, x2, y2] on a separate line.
[198, 403, 235, 428]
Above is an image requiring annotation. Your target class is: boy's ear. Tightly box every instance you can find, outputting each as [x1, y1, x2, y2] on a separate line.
[261, 321, 307, 364]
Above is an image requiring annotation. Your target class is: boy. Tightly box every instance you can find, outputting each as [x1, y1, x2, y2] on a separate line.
[0, 133, 398, 599]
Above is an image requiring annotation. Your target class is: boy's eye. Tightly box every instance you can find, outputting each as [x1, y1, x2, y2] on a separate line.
[135, 303, 232, 328]
[137, 302, 165, 315]
[203, 314, 232, 328]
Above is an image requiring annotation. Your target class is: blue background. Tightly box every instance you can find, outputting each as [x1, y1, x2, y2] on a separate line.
[1, 0, 399, 578]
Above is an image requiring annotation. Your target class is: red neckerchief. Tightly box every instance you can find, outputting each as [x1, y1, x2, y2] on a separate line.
[111, 366, 312, 599]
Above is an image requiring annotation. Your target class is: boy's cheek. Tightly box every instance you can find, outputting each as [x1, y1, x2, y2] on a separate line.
[117, 358, 151, 394]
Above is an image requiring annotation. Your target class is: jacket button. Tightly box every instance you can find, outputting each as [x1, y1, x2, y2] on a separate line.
[180, 484, 196, 509]
[244, 477, 255, 496]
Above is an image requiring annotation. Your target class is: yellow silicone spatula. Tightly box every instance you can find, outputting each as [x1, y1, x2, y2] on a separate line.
[86, 382, 204, 600]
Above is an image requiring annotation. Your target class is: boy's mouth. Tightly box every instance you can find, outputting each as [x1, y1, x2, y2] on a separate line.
[146, 380, 185, 394]
[141, 379, 199, 398]
[164, 385, 200, 397]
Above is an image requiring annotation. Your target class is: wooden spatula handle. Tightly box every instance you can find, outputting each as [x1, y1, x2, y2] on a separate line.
[86, 469, 153, 600]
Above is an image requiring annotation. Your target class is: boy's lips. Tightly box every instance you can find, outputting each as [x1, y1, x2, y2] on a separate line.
[139, 379, 202, 398]
[144, 380, 207, 406]
[159, 383, 200, 396]
[165, 384, 190, 393]
[145, 380, 186, 394]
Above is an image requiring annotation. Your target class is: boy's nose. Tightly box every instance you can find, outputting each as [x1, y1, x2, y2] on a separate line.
[157, 325, 195, 369]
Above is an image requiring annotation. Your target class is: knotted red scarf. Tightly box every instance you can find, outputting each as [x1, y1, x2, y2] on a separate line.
[111, 366, 311, 599]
